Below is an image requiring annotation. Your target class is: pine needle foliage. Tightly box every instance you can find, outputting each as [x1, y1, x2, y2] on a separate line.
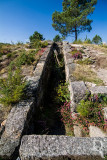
[0, 64, 27, 106]
[52, 0, 97, 40]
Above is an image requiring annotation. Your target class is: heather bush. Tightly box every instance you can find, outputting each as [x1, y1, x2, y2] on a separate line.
[76, 94, 107, 134]
[71, 50, 83, 59]
[58, 101, 74, 133]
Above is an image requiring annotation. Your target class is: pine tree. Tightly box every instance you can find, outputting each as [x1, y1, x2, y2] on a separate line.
[52, 0, 97, 41]
[53, 35, 62, 42]
[92, 35, 102, 44]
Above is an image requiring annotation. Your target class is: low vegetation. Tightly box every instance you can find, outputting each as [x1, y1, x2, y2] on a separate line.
[0, 37, 48, 128]
[76, 94, 107, 135]
[57, 82, 107, 136]
[76, 58, 94, 65]
[73, 35, 102, 45]
[29, 40, 48, 49]
[0, 63, 27, 106]
[0, 37, 48, 107]
[55, 82, 70, 103]
[56, 82, 74, 136]
[15, 50, 35, 65]
[84, 43, 107, 55]
[73, 64, 104, 85]
[29, 31, 48, 49]
[70, 49, 83, 59]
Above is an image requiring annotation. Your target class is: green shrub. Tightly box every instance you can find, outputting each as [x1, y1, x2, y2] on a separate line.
[7, 53, 12, 58]
[84, 36, 92, 44]
[77, 94, 106, 123]
[73, 39, 83, 44]
[55, 82, 70, 103]
[0, 64, 27, 106]
[16, 41, 23, 45]
[77, 58, 94, 65]
[84, 39, 92, 44]
[71, 49, 78, 55]
[75, 94, 107, 134]
[80, 49, 85, 54]
[30, 40, 41, 48]
[77, 99, 94, 117]
[101, 44, 107, 48]
[30, 40, 48, 49]
[41, 41, 48, 48]
[16, 51, 35, 65]
[0, 44, 11, 55]
[98, 94, 107, 105]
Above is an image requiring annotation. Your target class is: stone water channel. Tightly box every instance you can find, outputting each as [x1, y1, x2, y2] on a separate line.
[0, 42, 107, 160]
[25, 43, 66, 136]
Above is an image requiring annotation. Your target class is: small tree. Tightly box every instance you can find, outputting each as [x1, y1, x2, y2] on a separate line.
[52, 0, 97, 41]
[0, 63, 27, 106]
[92, 35, 102, 44]
[53, 35, 62, 42]
[29, 31, 45, 42]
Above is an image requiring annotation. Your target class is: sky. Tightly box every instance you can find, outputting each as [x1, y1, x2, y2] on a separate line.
[0, 0, 107, 43]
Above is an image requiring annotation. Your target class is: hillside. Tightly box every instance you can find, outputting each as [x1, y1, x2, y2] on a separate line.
[0, 41, 107, 160]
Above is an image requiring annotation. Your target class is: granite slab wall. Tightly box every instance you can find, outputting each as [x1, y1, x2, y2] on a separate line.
[62, 41, 107, 137]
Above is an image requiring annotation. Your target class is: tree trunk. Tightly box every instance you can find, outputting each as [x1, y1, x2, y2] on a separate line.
[75, 26, 77, 41]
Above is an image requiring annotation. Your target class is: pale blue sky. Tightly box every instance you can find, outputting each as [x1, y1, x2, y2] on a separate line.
[0, 0, 107, 43]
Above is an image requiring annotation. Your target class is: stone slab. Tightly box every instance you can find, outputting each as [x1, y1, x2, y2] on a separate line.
[90, 86, 107, 94]
[70, 81, 89, 112]
[0, 98, 35, 159]
[89, 126, 107, 137]
[19, 135, 107, 160]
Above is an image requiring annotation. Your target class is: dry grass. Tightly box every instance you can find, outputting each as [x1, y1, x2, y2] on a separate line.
[96, 56, 107, 69]
[73, 64, 104, 85]
[83, 44, 107, 55]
